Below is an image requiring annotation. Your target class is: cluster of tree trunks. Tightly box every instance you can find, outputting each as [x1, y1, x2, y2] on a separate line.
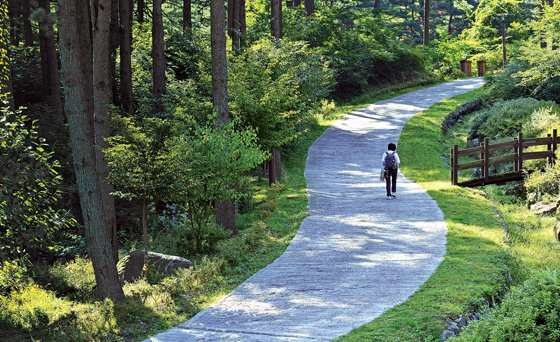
[3, 0, 309, 300]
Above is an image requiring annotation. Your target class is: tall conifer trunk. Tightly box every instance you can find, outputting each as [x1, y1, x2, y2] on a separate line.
[58, 0, 124, 302]
[120, 0, 133, 115]
[92, 0, 119, 265]
[423, 0, 430, 45]
[22, 0, 33, 46]
[153, 0, 166, 101]
[1, 0, 15, 111]
[211, 0, 237, 234]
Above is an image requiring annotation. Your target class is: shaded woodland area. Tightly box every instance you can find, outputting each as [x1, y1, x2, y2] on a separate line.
[2, 0, 560, 340]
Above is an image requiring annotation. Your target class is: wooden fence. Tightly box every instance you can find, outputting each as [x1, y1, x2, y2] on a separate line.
[451, 130, 558, 187]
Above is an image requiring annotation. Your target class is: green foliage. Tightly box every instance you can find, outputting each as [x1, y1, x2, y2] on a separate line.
[105, 114, 183, 204]
[0, 101, 76, 264]
[514, 49, 560, 103]
[450, 270, 560, 342]
[468, 98, 555, 140]
[484, 62, 532, 101]
[216, 221, 271, 265]
[178, 113, 267, 252]
[0, 284, 115, 340]
[524, 150, 560, 204]
[229, 38, 335, 150]
[428, 32, 472, 76]
[42, 256, 97, 301]
[522, 105, 560, 138]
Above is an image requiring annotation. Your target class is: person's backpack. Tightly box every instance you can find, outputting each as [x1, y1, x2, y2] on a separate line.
[385, 152, 397, 169]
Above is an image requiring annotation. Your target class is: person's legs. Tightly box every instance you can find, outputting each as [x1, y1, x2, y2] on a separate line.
[385, 169, 391, 197]
[391, 169, 397, 195]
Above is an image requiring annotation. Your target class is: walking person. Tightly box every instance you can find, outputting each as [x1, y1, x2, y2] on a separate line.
[381, 143, 400, 200]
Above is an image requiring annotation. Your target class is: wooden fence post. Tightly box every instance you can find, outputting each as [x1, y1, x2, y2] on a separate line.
[518, 132, 523, 177]
[453, 145, 458, 185]
[450, 147, 454, 184]
[548, 133, 552, 165]
[554, 129, 557, 160]
[484, 137, 489, 184]
[513, 137, 518, 173]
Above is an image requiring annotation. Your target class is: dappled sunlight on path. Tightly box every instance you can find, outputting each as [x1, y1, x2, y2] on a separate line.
[144, 78, 484, 342]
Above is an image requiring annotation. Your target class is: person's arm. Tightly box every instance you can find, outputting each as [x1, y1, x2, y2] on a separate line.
[395, 153, 401, 166]
[381, 152, 386, 166]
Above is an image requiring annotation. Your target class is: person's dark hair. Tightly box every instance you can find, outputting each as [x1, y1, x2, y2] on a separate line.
[388, 143, 396, 151]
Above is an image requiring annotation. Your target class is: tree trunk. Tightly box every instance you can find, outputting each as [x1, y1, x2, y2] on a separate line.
[92, 0, 119, 266]
[373, 0, 381, 8]
[152, 0, 166, 103]
[211, 0, 228, 124]
[39, 0, 63, 121]
[271, 0, 281, 39]
[268, 149, 276, 186]
[109, 0, 119, 107]
[274, 148, 281, 180]
[239, 0, 246, 49]
[183, 0, 192, 32]
[58, 0, 125, 302]
[120, 0, 134, 115]
[448, 3, 453, 35]
[304, 0, 314, 16]
[231, 0, 240, 50]
[22, 0, 33, 46]
[1, 1, 15, 111]
[423, 0, 429, 45]
[138, 0, 144, 23]
[211, 0, 237, 234]
[142, 196, 148, 253]
[293, 0, 301, 7]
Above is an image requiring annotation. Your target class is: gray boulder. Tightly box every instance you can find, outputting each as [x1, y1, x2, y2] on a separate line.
[530, 201, 558, 216]
[118, 250, 194, 283]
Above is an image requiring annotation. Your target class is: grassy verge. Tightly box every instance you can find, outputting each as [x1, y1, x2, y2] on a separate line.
[335, 87, 518, 342]
[0, 75, 449, 342]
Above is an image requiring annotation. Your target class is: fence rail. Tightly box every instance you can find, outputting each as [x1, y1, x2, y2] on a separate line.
[451, 130, 558, 187]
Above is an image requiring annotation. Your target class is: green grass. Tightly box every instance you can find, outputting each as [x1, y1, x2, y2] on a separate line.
[335, 87, 518, 342]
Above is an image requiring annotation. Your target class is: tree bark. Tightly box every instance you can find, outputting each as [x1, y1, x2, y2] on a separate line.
[58, 0, 125, 302]
[268, 149, 276, 186]
[109, 0, 119, 106]
[92, 0, 119, 266]
[137, 0, 144, 23]
[274, 148, 281, 180]
[293, 0, 301, 7]
[152, 0, 166, 102]
[373, 0, 381, 8]
[183, 0, 192, 32]
[231, 0, 240, 50]
[211, 0, 237, 234]
[239, 0, 246, 49]
[423, 0, 429, 45]
[271, 0, 282, 39]
[22, 0, 33, 46]
[120, 0, 134, 115]
[304, 0, 313, 16]
[39, 0, 63, 120]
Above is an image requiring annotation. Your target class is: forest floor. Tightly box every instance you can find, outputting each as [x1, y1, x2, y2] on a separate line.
[143, 78, 486, 342]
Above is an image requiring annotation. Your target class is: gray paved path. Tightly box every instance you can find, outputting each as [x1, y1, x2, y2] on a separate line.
[144, 78, 485, 342]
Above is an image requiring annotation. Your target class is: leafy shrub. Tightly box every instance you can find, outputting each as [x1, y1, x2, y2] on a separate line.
[450, 270, 560, 342]
[523, 150, 560, 204]
[469, 98, 556, 140]
[216, 221, 271, 265]
[522, 105, 560, 138]
[1, 101, 76, 263]
[34, 256, 96, 301]
[0, 258, 30, 294]
[484, 62, 532, 101]
[0, 283, 115, 341]
[176, 215, 232, 256]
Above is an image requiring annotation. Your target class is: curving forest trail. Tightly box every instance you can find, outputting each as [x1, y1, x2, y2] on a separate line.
[144, 78, 485, 342]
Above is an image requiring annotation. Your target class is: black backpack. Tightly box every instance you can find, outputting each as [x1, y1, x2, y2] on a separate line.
[385, 152, 397, 169]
